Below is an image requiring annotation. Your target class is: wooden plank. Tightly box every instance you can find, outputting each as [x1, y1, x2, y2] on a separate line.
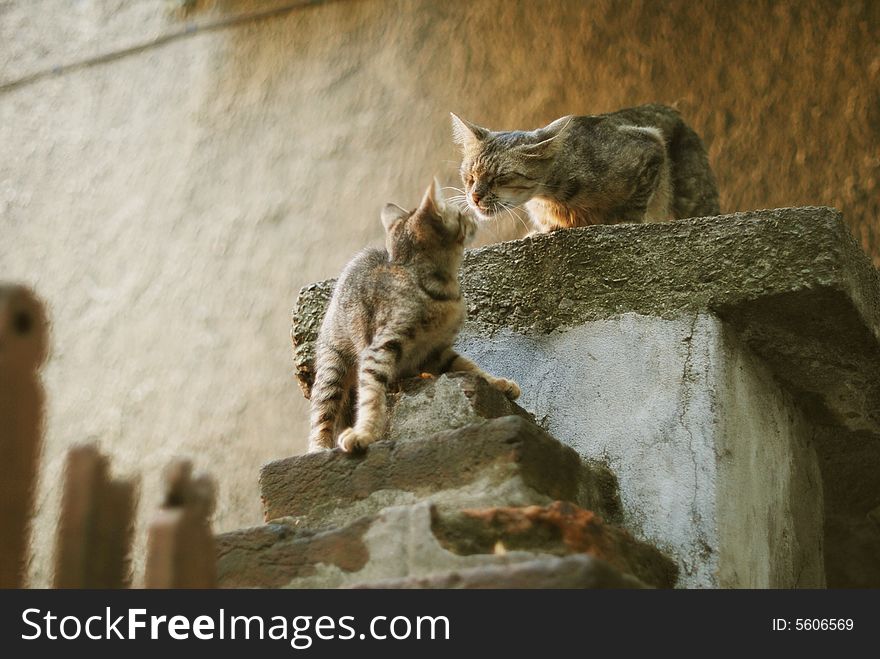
[53, 445, 137, 588]
[0, 286, 47, 588]
[145, 459, 216, 588]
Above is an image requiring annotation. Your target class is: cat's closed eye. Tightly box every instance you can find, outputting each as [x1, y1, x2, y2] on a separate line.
[495, 174, 530, 190]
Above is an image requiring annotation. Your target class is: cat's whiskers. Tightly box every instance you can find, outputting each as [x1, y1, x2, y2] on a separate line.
[511, 208, 531, 235]
[499, 201, 532, 236]
[446, 194, 470, 212]
[501, 206, 518, 234]
[494, 202, 518, 236]
[444, 188, 468, 210]
[442, 186, 466, 195]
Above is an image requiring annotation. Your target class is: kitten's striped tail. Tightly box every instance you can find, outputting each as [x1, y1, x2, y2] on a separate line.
[308, 343, 351, 452]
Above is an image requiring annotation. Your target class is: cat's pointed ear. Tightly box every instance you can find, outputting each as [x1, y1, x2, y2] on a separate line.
[431, 176, 446, 210]
[417, 177, 445, 215]
[520, 115, 573, 158]
[451, 113, 488, 150]
[381, 203, 409, 231]
[537, 115, 574, 141]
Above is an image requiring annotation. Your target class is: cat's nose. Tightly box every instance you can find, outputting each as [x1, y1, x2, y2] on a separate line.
[470, 191, 482, 205]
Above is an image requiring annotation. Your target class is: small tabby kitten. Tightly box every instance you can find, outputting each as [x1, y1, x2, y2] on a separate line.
[309, 180, 521, 453]
[451, 104, 720, 233]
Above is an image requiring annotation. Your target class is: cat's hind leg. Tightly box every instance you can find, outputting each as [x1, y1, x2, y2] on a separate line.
[433, 347, 521, 400]
[618, 125, 670, 223]
[337, 336, 402, 452]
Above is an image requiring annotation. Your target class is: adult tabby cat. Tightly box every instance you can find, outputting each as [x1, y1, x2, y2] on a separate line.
[451, 104, 719, 233]
[308, 180, 520, 453]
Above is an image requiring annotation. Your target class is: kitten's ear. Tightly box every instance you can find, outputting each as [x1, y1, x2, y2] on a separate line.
[381, 203, 409, 231]
[520, 115, 573, 158]
[417, 177, 445, 215]
[451, 113, 488, 149]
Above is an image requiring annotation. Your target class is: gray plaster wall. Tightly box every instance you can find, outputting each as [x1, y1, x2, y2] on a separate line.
[457, 313, 824, 588]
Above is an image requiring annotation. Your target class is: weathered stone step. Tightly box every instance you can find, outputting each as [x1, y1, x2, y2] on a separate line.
[260, 415, 619, 530]
[432, 501, 677, 588]
[349, 555, 645, 589]
[302, 368, 531, 442]
[385, 371, 532, 442]
[216, 501, 675, 589]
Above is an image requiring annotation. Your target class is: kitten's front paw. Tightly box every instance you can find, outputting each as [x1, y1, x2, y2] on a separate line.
[491, 377, 521, 400]
[337, 428, 375, 453]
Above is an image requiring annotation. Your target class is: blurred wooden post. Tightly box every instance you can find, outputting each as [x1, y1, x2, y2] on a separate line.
[53, 445, 137, 588]
[145, 459, 217, 588]
[0, 286, 48, 588]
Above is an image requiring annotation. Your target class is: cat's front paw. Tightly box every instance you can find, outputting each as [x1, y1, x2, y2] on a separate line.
[491, 377, 521, 400]
[337, 428, 376, 453]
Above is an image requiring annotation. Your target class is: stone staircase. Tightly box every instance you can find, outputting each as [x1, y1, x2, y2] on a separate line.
[216, 373, 677, 588]
[216, 206, 880, 588]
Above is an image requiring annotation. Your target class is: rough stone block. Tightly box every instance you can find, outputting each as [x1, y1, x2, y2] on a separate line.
[291, 280, 333, 400]
[53, 445, 137, 588]
[260, 416, 619, 530]
[0, 285, 47, 588]
[217, 518, 373, 588]
[386, 372, 533, 442]
[217, 501, 663, 589]
[433, 501, 676, 588]
[350, 555, 646, 589]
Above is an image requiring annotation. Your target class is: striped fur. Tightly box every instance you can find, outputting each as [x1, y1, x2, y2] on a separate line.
[308, 180, 520, 453]
[451, 104, 719, 233]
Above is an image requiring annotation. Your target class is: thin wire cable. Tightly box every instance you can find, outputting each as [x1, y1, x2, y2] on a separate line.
[0, 0, 343, 95]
